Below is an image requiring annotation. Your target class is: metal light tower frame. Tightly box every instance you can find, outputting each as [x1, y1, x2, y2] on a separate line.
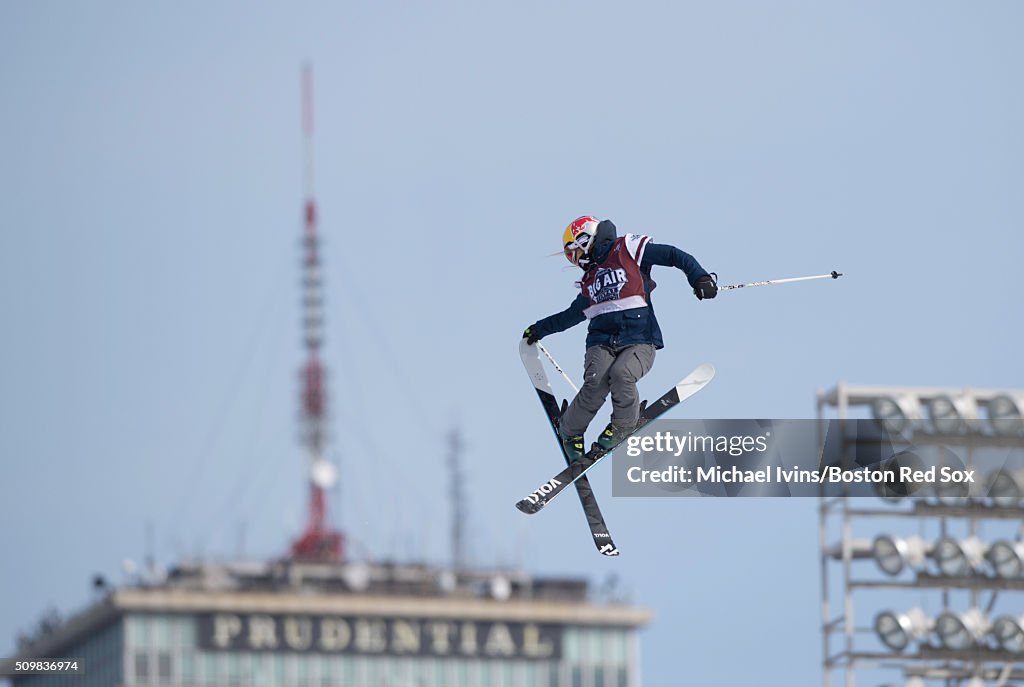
[818, 383, 1024, 687]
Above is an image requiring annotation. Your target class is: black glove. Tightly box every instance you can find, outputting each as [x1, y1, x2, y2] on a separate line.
[694, 273, 718, 300]
[523, 326, 542, 344]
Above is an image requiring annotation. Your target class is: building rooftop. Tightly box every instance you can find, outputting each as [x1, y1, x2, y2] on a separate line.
[5, 559, 652, 669]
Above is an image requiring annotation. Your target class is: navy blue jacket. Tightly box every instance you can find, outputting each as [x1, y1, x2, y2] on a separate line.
[531, 220, 709, 350]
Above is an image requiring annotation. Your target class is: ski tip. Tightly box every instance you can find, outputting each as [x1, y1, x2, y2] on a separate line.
[671, 362, 715, 401]
[598, 545, 621, 557]
[685, 362, 716, 384]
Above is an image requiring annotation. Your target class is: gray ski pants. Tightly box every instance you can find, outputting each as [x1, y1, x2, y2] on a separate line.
[559, 343, 656, 437]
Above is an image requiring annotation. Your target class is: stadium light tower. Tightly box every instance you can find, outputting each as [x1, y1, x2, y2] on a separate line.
[818, 383, 1024, 687]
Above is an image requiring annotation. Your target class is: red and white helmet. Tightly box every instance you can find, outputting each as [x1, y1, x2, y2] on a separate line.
[562, 216, 599, 267]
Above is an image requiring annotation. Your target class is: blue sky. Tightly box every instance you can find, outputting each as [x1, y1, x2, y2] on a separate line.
[1, 2, 1022, 685]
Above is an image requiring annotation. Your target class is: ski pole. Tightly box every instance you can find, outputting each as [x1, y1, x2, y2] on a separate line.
[536, 342, 579, 393]
[718, 270, 843, 292]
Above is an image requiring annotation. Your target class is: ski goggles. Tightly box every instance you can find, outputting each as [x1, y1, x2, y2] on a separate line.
[563, 234, 592, 264]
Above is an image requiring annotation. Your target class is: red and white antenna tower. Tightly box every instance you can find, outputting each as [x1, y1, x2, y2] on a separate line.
[290, 63, 344, 563]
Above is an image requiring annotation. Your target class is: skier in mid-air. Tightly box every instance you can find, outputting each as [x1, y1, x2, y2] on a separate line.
[522, 216, 717, 461]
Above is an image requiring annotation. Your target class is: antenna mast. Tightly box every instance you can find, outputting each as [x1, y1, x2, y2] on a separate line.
[290, 63, 343, 563]
[448, 427, 466, 570]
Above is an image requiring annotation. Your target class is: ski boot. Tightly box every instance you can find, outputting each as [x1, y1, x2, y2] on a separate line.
[596, 422, 635, 452]
[560, 431, 586, 462]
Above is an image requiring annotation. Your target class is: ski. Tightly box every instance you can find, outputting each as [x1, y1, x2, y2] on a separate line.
[520, 340, 621, 556]
[516, 361, 715, 515]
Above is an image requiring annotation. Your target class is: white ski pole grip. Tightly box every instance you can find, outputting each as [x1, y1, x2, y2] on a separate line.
[718, 270, 843, 292]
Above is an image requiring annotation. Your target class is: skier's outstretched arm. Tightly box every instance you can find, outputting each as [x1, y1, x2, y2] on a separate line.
[640, 243, 718, 299]
[523, 294, 588, 343]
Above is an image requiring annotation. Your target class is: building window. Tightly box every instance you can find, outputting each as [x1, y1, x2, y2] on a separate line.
[480, 660, 494, 687]
[227, 653, 240, 684]
[455, 658, 469, 686]
[435, 658, 451, 687]
[134, 651, 149, 683]
[342, 656, 356, 685]
[571, 666, 584, 687]
[153, 617, 170, 648]
[127, 616, 146, 648]
[181, 617, 196, 646]
[273, 654, 286, 684]
[249, 654, 269, 685]
[521, 661, 538, 687]
[617, 666, 628, 687]
[548, 663, 562, 687]
[609, 630, 627, 664]
[319, 655, 335, 687]
[202, 654, 218, 683]
[564, 630, 580, 661]
[157, 652, 172, 681]
[180, 653, 195, 682]
[584, 629, 601, 662]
